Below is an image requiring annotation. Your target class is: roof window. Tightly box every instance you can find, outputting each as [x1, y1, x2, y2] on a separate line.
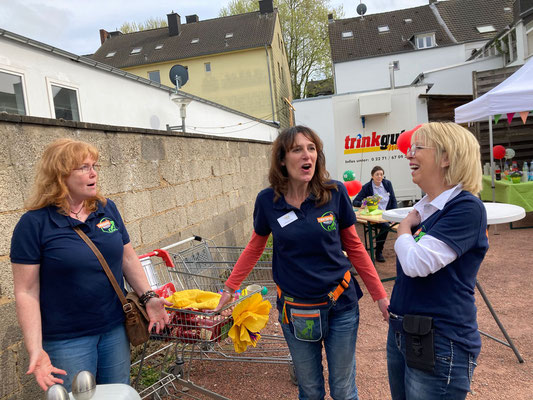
[191, 38, 199, 44]
[404, 18, 412, 23]
[476, 25, 496, 33]
[130, 47, 142, 54]
[378, 25, 390, 33]
[155, 44, 163, 50]
[105, 51, 116, 58]
[341, 31, 353, 38]
[504, 7, 512, 12]
[225, 33, 233, 39]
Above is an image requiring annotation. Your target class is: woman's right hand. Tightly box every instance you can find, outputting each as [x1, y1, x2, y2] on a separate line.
[214, 289, 234, 312]
[28, 349, 67, 391]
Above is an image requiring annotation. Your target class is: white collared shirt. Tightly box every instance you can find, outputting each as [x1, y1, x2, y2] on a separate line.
[394, 185, 463, 277]
[372, 181, 390, 210]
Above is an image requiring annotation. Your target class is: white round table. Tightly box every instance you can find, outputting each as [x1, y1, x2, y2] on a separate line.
[383, 202, 526, 225]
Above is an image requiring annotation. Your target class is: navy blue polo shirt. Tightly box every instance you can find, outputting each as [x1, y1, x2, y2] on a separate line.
[389, 191, 489, 355]
[10, 200, 129, 341]
[254, 180, 362, 309]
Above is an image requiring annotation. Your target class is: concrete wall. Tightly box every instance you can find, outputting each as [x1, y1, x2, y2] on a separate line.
[0, 114, 271, 399]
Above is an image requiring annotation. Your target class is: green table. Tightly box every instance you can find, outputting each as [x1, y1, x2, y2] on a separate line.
[480, 175, 533, 212]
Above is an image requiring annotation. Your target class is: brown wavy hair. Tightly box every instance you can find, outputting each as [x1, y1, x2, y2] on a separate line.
[25, 138, 106, 214]
[269, 125, 336, 207]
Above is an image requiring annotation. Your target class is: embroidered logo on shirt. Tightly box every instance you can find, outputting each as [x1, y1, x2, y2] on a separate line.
[317, 212, 336, 232]
[413, 226, 426, 242]
[97, 218, 118, 233]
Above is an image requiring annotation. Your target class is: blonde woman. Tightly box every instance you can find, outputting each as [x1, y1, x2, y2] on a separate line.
[387, 122, 488, 399]
[10, 138, 170, 392]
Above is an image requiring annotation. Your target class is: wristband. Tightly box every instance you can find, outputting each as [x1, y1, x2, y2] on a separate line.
[139, 290, 159, 306]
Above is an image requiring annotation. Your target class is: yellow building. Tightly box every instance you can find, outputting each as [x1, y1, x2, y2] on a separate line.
[91, 0, 292, 129]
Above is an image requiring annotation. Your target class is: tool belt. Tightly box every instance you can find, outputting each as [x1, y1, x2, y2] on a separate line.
[277, 270, 351, 325]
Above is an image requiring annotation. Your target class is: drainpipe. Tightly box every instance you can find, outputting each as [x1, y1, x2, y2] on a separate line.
[389, 62, 395, 89]
[265, 45, 276, 123]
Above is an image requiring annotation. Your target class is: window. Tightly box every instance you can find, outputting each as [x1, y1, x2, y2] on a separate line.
[148, 70, 160, 83]
[204, 62, 211, 72]
[191, 38, 199, 44]
[105, 51, 116, 58]
[527, 21, 533, 57]
[404, 18, 412, 23]
[0, 70, 26, 115]
[51, 84, 80, 121]
[476, 25, 496, 34]
[130, 47, 142, 54]
[416, 33, 436, 49]
[225, 33, 233, 39]
[155, 44, 163, 50]
[378, 25, 390, 33]
[342, 31, 353, 38]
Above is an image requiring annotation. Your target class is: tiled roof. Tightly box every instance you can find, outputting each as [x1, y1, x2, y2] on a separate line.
[91, 11, 277, 68]
[435, 0, 514, 43]
[329, 0, 514, 63]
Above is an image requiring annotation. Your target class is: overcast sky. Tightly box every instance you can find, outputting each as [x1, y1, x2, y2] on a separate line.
[1, 0, 428, 55]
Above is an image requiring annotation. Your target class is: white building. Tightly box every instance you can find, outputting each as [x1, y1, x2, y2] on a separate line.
[328, 0, 514, 95]
[0, 28, 279, 141]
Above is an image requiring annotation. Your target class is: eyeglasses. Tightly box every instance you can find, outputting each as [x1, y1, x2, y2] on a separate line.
[406, 145, 435, 157]
[74, 164, 100, 174]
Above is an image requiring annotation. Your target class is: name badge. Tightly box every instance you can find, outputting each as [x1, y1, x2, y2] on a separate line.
[277, 211, 298, 228]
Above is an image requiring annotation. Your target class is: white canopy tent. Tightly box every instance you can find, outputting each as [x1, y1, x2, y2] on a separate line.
[455, 58, 533, 200]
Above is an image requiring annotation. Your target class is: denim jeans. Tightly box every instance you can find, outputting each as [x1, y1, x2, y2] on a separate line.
[386, 323, 477, 400]
[43, 323, 130, 392]
[280, 303, 360, 400]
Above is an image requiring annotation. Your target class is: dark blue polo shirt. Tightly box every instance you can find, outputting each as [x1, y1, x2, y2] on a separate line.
[254, 180, 362, 309]
[10, 200, 129, 341]
[389, 191, 489, 355]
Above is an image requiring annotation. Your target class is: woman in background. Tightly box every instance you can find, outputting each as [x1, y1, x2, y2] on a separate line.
[352, 166, 397, 262]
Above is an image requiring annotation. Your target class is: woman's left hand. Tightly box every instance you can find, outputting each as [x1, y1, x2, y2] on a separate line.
[145, 297, 172, 334]
[377, 298, 390, 322]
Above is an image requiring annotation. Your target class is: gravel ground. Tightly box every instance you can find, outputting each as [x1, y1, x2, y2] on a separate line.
[148, 213, 533, 400]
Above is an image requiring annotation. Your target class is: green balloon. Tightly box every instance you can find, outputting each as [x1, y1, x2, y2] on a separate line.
[343, 170, 355, 182]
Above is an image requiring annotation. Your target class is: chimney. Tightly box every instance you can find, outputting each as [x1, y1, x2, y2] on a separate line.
[186, 14, 199, 24]
[328, 13, 334, 23]
[429, 0, 438, 4]
[167, 12, 181, 36]
[99, 29, 110, 44]
[259, 0, 274, 14]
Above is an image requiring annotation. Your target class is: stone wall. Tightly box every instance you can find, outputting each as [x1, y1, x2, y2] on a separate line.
[0, 114, 271, 399]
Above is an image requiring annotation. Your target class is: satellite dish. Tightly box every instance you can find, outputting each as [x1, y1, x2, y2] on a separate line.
[357, 3, 367, 16]
[169, 65, 189, 89]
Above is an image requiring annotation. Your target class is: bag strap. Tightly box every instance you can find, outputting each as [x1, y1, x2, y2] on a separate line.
[73, 226, 130, 310]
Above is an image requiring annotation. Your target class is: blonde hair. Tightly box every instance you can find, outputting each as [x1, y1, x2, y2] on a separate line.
[25, 138, 106, 214]
[413, 122, 482, 195]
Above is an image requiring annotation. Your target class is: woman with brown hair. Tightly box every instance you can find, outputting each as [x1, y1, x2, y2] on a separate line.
[10, 138, 170, 392]
[215, 126, 389, 399]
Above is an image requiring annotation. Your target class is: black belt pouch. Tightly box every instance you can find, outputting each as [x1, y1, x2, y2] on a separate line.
[403, 314, 435, 372]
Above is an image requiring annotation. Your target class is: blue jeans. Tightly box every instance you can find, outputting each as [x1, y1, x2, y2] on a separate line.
[387, 323, 477, 400]
[43, 324, 130, 392]
[280, 303, 360, 400]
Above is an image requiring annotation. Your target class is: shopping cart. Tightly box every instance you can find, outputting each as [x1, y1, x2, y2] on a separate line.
[131, 236, 294, 400]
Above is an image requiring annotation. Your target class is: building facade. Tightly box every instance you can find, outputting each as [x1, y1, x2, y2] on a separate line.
[91, 0, 293, 128]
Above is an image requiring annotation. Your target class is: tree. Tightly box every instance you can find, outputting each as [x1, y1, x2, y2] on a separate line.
[119, 17, 167, 33]
[220, 0, 343, 99]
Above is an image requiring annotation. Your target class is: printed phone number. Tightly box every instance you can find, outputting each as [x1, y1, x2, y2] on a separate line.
[370, 155, 405, 162]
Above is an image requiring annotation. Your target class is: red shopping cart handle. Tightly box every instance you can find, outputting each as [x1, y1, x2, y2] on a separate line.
[138, 249, 175, 268]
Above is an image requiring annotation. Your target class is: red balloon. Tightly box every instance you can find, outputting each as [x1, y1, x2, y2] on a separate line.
[397, 124, 423, 155]
[344, 180, 362, 196]
[493, 145, 506, 160]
